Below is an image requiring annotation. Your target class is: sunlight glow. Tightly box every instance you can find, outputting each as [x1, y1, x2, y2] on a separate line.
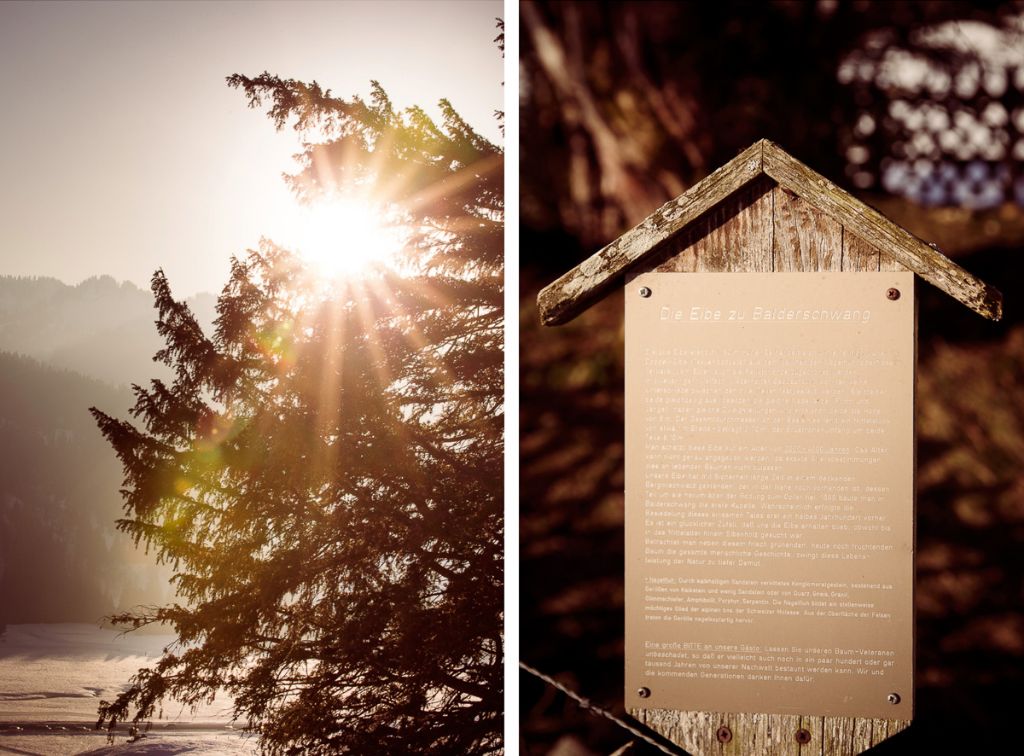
[274, 198, 404, 279]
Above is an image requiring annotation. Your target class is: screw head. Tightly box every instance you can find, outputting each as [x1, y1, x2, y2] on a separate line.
[639, 286, 652, 298]
[887, 692, 901, 705]
[716, 726, 732, 743]
[795, 728, 811, 744]
[637, 686, 651, 699]
[886, 287, 901, 300]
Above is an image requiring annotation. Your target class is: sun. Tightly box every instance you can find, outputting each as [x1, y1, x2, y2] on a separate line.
[275, 197, 404, 279]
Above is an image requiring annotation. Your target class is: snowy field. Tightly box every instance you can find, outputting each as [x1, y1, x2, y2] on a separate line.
[0, 624, 256, 754]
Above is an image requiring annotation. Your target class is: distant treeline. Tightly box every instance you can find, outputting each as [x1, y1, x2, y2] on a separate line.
[0, 274, 215, 623]
[0, 351, 176, 623]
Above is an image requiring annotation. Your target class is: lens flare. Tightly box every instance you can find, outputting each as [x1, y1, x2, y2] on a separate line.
[275, 198, 403, 279]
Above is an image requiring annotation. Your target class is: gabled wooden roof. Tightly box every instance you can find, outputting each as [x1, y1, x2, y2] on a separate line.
[538, 139, 1004, 326]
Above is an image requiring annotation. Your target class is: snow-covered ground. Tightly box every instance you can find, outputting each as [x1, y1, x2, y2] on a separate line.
[0, 624, 256, 754]
[0, 729, 258, 755]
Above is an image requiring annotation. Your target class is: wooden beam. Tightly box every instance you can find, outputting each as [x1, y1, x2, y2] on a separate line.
[762, 140, 1002, 321]
[537, 141, 765, 326]
[539, 138, 1003, 324]
[632, 708, 911, 754]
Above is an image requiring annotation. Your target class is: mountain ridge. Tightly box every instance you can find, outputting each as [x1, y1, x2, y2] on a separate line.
[0, 274, 216, 387]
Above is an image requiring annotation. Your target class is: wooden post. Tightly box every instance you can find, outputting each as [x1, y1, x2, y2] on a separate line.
[538, 140, 1002, 755]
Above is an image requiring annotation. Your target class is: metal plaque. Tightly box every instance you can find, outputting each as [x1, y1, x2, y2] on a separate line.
[625, 272, 914, 719]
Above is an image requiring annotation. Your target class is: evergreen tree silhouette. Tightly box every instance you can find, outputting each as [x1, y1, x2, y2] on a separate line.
[91, 74, 502, 754]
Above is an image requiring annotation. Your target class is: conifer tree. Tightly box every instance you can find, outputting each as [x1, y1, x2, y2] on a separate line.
[91, 74, 502, 754]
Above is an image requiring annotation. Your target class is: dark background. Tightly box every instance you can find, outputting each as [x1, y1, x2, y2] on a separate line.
[519, 2, 1024, 753]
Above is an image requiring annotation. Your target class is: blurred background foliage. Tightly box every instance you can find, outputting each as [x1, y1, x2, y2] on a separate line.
[520, 1, 1024, 753]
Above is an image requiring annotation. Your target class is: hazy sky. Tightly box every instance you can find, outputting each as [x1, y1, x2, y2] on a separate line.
[0, 0, 503, 296]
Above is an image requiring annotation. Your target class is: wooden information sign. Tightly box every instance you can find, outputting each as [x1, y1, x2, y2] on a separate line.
[625, 272, 914, 721]
[537, 139, 1003, 754]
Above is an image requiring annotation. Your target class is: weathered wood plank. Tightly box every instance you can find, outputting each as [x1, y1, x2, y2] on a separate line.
[800, 715, 825, 754]
[652, 236, 698, 273]
[721, 712, 800, 756]
[738, 713, 768, 756]
[631, 707, 720, 755]
[770, 715, 801, 755]
[872, 719, 893, 747]
[763, 140, 1001, 319]
[721, 711, 749, 756]
[823, 715, 855, 753]
[879, 718, 912, 743]
[842, 230, 880, 272]
[538, 141, 764, 325]
[773, 186, 842, 271]
[651, 176, 774, 274]
[879, 252, 908, 272]
[696, 179, 773, 272]
[811, 715, 913, 754]
[632, 709, 910, 754]
[851, 718, 874, 751]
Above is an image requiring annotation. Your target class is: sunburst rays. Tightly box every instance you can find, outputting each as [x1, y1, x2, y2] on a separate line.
[170, 119, 499, 513]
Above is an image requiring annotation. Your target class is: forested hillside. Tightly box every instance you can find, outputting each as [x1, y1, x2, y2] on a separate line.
[0, 274, 214, 623]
